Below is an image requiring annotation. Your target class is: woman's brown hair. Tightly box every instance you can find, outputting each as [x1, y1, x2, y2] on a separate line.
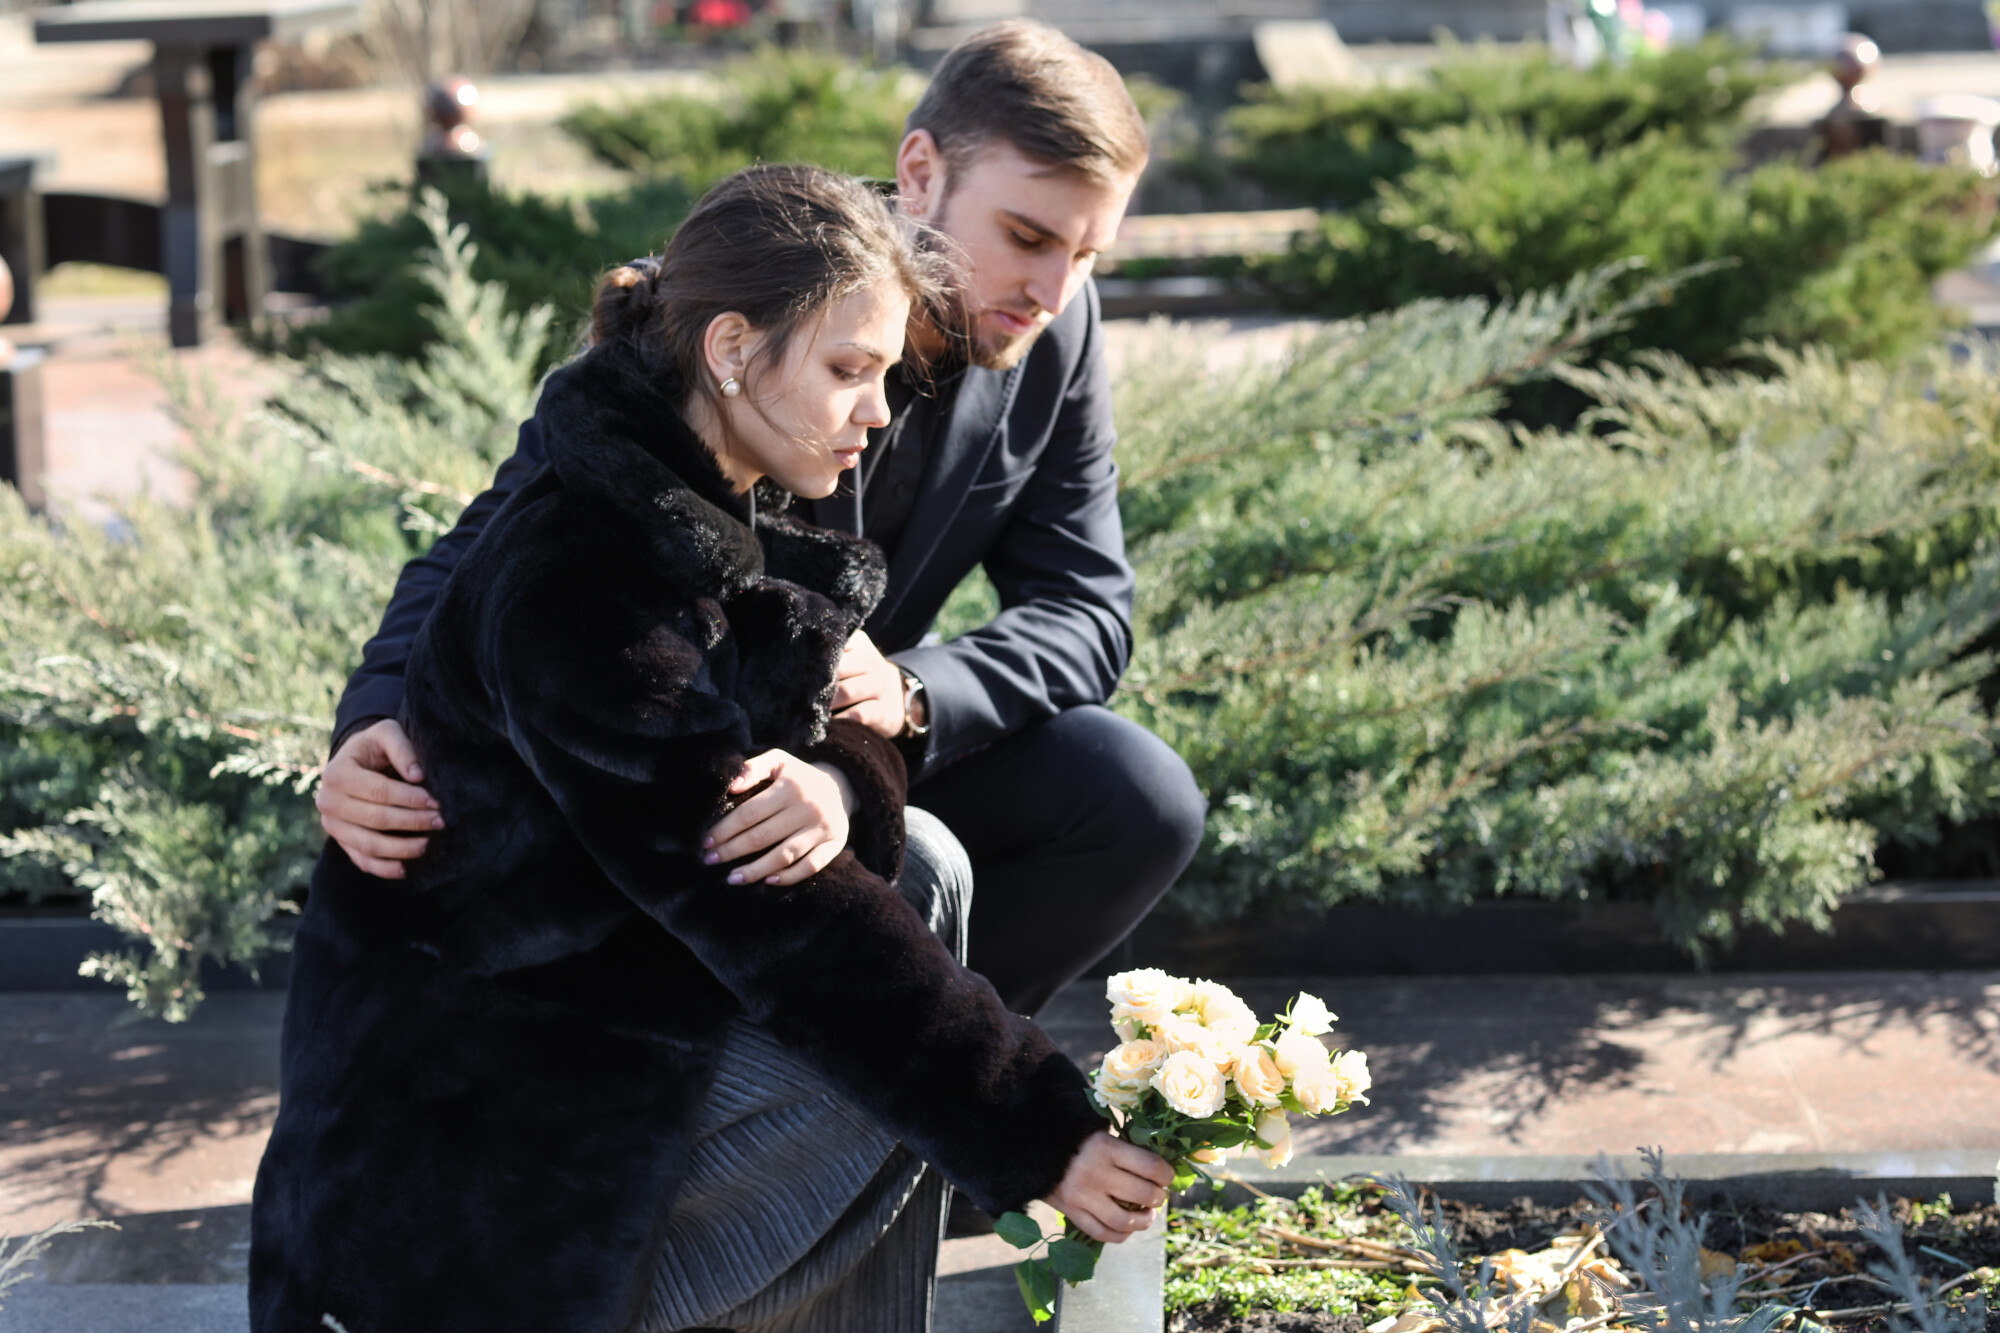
[590, 163, 954, 409]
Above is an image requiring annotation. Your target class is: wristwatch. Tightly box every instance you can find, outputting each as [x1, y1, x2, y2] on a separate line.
[896, 665, 930, 740]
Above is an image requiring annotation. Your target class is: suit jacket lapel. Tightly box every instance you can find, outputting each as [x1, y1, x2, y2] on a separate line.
[872, 362, 1021, 630]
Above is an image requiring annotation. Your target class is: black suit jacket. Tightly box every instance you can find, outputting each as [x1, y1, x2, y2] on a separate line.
[333, 280, 1135, 775]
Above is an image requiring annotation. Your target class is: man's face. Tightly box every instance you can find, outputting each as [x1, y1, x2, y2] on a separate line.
[898, 134, 1136, 370]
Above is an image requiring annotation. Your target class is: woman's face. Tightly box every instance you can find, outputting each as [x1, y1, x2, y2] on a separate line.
[711, 285, 910, 500]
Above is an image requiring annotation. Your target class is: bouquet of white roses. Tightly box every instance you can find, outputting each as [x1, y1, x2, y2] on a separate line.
[998, 969, 1371, 1322]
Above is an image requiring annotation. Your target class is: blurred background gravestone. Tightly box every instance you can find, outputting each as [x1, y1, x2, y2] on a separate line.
[0, 249, 47, 511]
[31, 0, 362, 346]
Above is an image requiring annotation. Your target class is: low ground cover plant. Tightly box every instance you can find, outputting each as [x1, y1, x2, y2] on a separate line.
[1112, 280, 2000, 955]
[6, 221, 1997, 1014]
[0, 195, 532, 1017]
[1169, 1159, 1997, 1332]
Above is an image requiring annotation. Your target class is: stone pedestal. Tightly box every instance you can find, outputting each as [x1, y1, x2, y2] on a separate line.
[34, 0, 361, 347]
[0, 156, 51, 328]
[1, 349, 48, 512]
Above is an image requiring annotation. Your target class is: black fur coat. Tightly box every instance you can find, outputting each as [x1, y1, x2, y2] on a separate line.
[249, 347, 1103, 1332]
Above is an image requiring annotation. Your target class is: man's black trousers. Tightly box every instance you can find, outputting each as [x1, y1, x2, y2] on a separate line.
[907, 705, 1207, 1017]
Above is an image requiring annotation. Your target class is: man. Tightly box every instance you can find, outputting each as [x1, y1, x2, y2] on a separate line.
[313, 20, 1207, 1019]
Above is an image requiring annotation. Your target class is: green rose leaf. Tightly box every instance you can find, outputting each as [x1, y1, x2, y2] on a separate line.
[1015, 1257, 1058, 1323]
[996, 1210, 1046, 1251]
[1048, 1236, 1100, 1284]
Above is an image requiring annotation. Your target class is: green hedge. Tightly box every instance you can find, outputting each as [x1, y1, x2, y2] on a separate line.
[1259, 129, 1995, 368]
[558, 47, 913, 188]
[1224, 38, 1793, 210]
[300, 173, 691, 367]
[1223, 43, 1996, 369]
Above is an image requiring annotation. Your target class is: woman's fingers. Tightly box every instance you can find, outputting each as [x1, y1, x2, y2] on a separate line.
[1063, 1202, 1125, 1245]
[731, 829, 834, 885]
[760, 838, 841, 887]
[702, 751, 848, 881]
[315, 780, 443, 832]
[707, 796, 817, 867]
[1046, 1131, 1168, 1246]
[321, 815, 426, 878]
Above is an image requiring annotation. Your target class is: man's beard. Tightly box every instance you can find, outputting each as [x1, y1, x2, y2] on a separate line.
[923, 188, 1044, 371]
[972, 316, 1042, 370]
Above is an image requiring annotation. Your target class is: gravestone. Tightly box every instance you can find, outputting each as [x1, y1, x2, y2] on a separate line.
[1252, 20, 1363, 90]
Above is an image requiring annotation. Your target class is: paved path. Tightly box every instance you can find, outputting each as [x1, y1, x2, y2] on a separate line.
[2, 970, 1995, 1329]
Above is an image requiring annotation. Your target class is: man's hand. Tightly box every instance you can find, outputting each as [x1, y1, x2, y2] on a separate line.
[1045, 1132, 1175, 1244]
[703, 750, 856, 886]
[831, 631, 906, 739]
[315, 719, 442, 879]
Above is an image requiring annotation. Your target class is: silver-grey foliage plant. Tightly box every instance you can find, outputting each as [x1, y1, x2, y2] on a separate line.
[1378, 1151, 1985, 1333]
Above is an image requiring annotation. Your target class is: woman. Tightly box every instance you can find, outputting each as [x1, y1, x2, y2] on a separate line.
[249, 165, 1170, 1332]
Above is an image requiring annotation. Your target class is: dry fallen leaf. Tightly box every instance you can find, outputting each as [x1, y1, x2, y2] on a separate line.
[1741, 1239, 1805, 1266]
[1699, 1247, 1739, 1280]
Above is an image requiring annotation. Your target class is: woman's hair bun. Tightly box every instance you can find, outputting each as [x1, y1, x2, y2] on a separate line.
[590, 256, 661, 347]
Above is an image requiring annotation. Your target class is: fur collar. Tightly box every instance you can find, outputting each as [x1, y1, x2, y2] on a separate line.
[534, 347, 886, 618]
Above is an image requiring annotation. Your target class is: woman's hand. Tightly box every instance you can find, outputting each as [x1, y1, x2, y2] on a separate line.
[316, 719, 443, 878]
[1045, 1132, 1175, 1244]
[702, 750, 857, 886]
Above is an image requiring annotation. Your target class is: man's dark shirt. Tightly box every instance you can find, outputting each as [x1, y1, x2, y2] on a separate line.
[850, 362, 959, 560]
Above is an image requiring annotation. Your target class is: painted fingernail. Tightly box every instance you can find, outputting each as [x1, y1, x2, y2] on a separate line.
[703, 852, 719, 864]
[409, 767, 423, 781]
[726, 871, 743, 885]
[766, 876, 781, 884]
[430, 816, 445, 830]
[701, 836, 715, 849]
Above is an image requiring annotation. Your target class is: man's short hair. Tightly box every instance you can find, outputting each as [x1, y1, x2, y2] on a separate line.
[906, 20, 1149, 185]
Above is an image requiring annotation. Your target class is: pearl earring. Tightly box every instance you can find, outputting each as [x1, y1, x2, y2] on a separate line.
[720, 377, 741, 398]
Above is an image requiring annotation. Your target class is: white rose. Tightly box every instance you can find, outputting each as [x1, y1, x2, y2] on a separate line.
[1289, 1059, 1343, 1113]
[1094, 1062, 1145, 1110]
[1331, 1048, 1372, 1105]
[1233, 1046, 1286, 1108]
[1187, 979, 1239, 1017]
[1107, 968, 1188, 1031]
[1150, 1050, 1227, 1119]
[1198, 991, 1261, 1045]
[1253, 1108, 1294, 1167]
[1100, 1039, 1167, 1089]
[1272, 1027, 1331, 1079]
[1287, 992, 1337, 1037]
[1256, 1136, 1296, 1168]
[1158, 1016, 1242, 1073]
